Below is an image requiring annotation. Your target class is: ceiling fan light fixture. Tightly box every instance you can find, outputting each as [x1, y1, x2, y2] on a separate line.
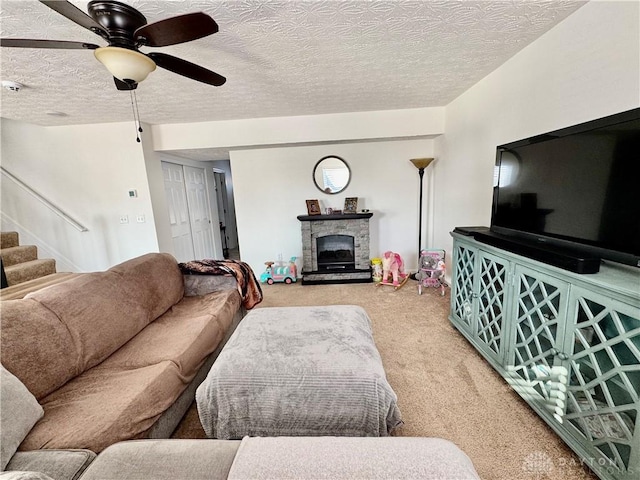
[94, 46, 156, 83]
[2, 80, 24, 92]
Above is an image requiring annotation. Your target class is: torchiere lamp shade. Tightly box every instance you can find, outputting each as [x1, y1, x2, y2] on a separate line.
[410, 157, 435, 170]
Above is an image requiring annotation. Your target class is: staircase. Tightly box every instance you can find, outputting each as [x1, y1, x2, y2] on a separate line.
[1, 231, 57, 287]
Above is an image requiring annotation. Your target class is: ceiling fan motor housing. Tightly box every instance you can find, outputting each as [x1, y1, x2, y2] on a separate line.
[88, 0, 147, 48]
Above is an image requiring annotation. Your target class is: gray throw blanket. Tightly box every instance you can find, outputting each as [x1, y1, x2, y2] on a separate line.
[196, 305, 403, 439]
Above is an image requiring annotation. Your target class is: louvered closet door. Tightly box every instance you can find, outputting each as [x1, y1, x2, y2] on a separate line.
[184, 165, 215, 260]
[562, 286, 640, 478]
[474, 251, 511, 365]
[162, 162, 195, 262]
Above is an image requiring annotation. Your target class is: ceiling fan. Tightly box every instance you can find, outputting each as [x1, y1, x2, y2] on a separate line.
[0, 0, 226, 91]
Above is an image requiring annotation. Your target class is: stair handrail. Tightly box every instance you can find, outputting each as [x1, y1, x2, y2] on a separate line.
[1, 166, 89, 232]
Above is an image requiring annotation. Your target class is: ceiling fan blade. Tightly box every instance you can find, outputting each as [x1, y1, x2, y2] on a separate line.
[147, 52, 226, 87]
[39, 0, 108, 39]
[114, 77, 137, 91]
[135, 13, 218, 47]
[0, 38, 99, 49]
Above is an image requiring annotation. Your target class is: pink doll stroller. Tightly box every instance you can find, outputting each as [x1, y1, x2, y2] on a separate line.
[417, 249, 447, 296]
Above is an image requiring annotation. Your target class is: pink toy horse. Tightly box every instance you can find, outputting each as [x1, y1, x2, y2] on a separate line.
[381, 251, 406, 286]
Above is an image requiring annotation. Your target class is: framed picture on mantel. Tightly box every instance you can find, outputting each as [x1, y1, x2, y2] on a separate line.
[306, 199, 321, 216]
[344, 197, 358, 214]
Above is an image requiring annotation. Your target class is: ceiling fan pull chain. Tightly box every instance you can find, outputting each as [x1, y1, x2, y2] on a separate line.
[129, 90, 142, 143]
[133, 91, 143, 134]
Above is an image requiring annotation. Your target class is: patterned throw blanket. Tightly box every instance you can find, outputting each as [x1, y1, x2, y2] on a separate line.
[179, 259, 263, 310]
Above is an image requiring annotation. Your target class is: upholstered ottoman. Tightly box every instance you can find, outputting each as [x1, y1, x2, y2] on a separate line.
[196, 305, 402, 439]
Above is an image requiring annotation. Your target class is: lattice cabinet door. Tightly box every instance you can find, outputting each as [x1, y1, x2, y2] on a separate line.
[474, 251, 511, 365]
[450, 241, 477, 334]
[506, 265, 570, 410]
[561, 286, 640, 480]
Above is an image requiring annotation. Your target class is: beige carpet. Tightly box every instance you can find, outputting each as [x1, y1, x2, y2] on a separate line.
[172, 281, 598, 480]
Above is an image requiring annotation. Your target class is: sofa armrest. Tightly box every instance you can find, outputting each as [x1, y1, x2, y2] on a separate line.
[182, 274, 238, 297]
[228, 437, 481, 480]
[77, 440, 240, 480]
[5, 450, 96, 480]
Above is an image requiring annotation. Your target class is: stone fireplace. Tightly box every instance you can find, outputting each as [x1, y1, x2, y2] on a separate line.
[298, 213, 373, 284]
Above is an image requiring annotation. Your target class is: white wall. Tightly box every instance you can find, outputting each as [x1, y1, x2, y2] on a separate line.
[152, 107, 444, 151]
[231, 139, 435, 276]
[152, 106, 446, 276]
[1, 118, 160, 271]
[434, 0, 640, 274]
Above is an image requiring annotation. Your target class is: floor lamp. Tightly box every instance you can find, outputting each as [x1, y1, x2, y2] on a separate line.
[409, 157, 434, 280]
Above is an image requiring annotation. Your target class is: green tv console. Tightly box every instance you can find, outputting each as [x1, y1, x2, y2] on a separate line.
[449, 231, 640, 480]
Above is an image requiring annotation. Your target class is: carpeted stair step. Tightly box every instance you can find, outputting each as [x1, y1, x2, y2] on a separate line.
[4, 258, 56, 287]
[1, 245, 38, 267]
[1, 232, 19, 249]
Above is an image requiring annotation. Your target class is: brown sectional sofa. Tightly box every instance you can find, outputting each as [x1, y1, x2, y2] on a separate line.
[1, 252, 245, 453]
[0, 252, 482, 480]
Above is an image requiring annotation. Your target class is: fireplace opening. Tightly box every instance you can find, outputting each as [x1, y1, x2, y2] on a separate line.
[316, 234, 355, 270]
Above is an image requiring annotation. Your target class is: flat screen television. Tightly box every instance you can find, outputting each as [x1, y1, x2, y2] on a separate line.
[491, 107, 640, 270]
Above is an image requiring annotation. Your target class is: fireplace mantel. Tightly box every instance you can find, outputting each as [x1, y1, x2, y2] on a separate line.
[297, 213, 373, 222]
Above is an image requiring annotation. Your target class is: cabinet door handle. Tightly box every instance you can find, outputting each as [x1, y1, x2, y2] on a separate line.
[550, 348, 568, 361]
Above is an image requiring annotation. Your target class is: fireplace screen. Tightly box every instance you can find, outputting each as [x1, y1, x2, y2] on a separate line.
[316, 235, 355, 270]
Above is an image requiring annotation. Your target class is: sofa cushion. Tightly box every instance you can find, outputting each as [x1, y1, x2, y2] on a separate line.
[78, 440, 240, 480]
[0, 366, 44, 470]
[24, 272, 144, 373]
[100, 290, 241, 376]
[19, 291, 241, 453]
[6, 450, 96, 480]
[25, 253, 184, 373]
[227, 437, 481, 479]
[0, 300, 79, 400]
[107, 253, 184, 318]
[19, 362, 186, 453]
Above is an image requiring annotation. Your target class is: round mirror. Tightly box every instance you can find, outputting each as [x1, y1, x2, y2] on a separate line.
[313, 155, 351, 194]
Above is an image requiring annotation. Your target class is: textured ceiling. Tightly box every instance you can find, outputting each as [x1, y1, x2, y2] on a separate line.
[1, 0, 586, 159]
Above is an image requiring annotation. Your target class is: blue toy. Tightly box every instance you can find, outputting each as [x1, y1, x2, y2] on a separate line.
[260, 257, 298, 284]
